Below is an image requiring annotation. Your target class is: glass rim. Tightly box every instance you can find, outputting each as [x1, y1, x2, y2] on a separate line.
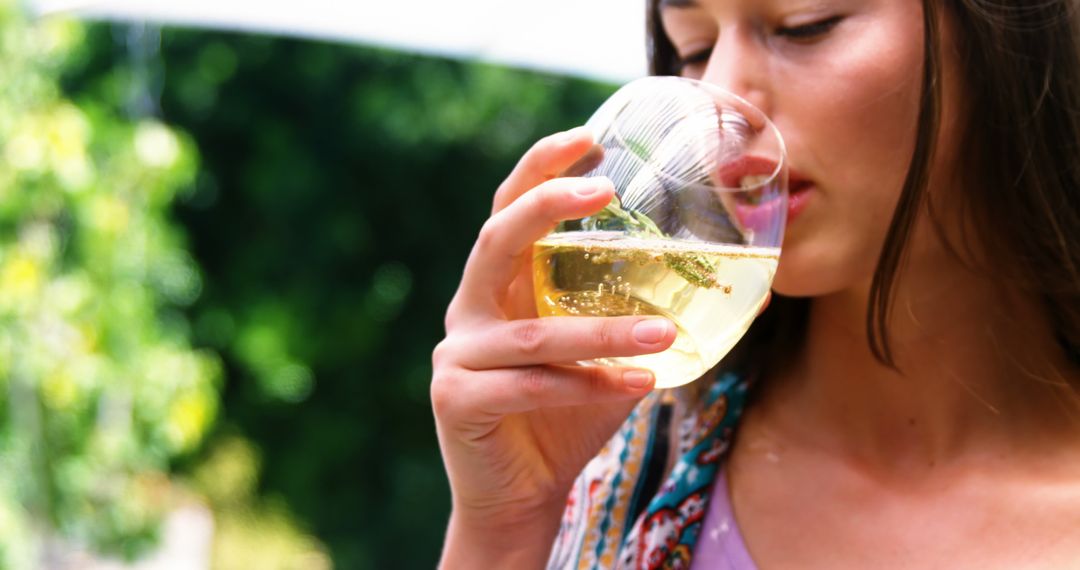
[601, 75, 788, 194]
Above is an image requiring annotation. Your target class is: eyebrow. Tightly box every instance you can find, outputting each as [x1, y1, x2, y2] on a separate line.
[660, 0, 698, 7]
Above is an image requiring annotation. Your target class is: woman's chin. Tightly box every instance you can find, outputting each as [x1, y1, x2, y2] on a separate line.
[770, 261, 849, 298]
[770, 278, 821, 298]
[771, 237, 879, 298]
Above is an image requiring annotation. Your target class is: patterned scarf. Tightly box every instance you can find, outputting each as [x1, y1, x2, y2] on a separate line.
[547, 371, 750, 570]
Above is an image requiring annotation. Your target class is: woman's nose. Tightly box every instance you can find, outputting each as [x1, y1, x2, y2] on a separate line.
[698, 31, 771, 117]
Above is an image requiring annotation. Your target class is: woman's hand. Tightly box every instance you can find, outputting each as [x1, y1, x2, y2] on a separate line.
[432, 127, 676, 568]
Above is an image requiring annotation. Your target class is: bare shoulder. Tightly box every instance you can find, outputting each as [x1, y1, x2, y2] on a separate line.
[990, 443, 1080, 563]
[724, 397, 1080, 568]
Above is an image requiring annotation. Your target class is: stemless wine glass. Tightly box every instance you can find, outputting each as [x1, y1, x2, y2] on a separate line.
[532, 76, 788, 389]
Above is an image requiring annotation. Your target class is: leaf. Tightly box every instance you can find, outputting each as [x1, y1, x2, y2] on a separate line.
[583, 195, 721, 289]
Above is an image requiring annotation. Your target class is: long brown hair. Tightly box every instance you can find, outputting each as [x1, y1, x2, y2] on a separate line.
[646, 0, 1080, 382]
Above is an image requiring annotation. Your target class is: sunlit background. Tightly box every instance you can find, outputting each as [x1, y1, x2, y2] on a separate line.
[1, 0, 642, 568]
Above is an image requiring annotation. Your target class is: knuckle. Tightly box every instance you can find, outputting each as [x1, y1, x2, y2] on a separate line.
[443, 303, 459, 332]
[512, 320, 547, 356]
[474, 217, 502, 252]
[431, 338, 452, 367]
[594, 319, 620, 352]
[430, 368, 462, 417]
[519, 366, 550, 401]
[581, 365, 611, 393]
[443, 293, 470, 332]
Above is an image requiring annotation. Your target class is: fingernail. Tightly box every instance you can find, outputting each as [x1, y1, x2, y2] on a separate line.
[633, 319, 672, 345]
[623, 370, 654, 390]
[574, 182, 600, 197]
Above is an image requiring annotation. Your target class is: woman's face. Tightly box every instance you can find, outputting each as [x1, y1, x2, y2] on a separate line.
[661, 0, 957, 296]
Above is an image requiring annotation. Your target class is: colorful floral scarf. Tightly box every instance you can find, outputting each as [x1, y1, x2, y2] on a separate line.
[547, 371, 749, 570]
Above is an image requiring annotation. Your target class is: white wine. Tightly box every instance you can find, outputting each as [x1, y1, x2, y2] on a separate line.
[533, 231, 778, 389]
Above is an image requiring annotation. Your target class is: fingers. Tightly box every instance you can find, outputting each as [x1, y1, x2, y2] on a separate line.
[454, 176, 614, 317]
[432, 363, 654, 421]
[447, 128, 606, 324]
[491, 127, 597, 214]
[451, 316, 676, 369]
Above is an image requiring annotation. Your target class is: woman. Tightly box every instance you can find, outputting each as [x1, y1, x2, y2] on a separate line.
[432, 0, 1080, 567]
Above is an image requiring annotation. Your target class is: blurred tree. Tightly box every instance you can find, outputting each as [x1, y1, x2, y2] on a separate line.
[64, 23, 617, 569]
[0, 3, 219, 566]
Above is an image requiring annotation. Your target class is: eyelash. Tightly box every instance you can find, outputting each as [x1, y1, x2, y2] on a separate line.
[674, 16, 843, 70]
[677, 49, 712, 70]
[775, 16, 843, 40]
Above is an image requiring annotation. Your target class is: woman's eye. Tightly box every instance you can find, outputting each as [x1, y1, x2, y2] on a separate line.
[775, 16, 842, 41]
[673, 15, 841, 71]
[676, 47, 713, 73]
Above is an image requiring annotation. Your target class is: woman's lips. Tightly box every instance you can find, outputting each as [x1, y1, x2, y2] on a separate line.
[786, 173, 814, 224]
[716, 157, 815, 227]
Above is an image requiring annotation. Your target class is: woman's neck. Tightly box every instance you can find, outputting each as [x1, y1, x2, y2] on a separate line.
[769, 261, 1080, 475]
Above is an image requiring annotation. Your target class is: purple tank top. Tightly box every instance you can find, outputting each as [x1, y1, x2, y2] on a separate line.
[690, 466, 758, 569]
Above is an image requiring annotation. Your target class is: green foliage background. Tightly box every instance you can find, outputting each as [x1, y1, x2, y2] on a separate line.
[56, 22, 617, 569]
[0, 8, 218, 567]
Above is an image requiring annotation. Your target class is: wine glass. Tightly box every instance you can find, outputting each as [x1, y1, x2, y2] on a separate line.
[532, 76, 788, 389]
